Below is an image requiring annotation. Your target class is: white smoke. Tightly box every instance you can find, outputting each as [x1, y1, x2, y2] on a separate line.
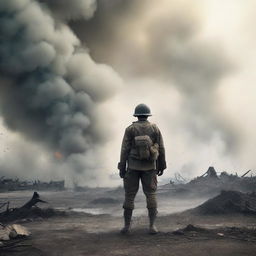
[70, 0, 256, 179]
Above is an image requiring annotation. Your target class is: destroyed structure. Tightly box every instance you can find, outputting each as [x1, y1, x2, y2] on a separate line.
[163, 166, 256, 196]
[0, 177, 65, 192]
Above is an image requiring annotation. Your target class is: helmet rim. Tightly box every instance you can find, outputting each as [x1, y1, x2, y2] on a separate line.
[133, 103, 152, 117]
[133, 113, 152, 117]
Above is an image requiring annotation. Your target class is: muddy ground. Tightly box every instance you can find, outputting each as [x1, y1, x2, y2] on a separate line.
[1, 190, 256, 256]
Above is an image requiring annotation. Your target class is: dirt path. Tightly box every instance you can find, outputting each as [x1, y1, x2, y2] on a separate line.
[31, 230, 256, 256]
[2, 213, 256, 256]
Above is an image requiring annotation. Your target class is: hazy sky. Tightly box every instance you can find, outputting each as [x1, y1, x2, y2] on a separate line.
[0, 0, 256, 186]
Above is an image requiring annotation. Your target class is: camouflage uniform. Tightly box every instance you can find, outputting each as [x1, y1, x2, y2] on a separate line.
[118, 120, 166, 210]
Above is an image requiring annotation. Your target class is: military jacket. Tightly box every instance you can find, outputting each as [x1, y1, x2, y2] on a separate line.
[118, 120, 166, 171]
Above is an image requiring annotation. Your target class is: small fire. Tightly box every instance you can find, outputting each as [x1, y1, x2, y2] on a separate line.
[54, 151, 63, 160]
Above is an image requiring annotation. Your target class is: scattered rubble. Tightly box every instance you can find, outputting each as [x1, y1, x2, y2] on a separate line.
[191, 190, 256, 215]
[182, 224, 206, 232]
[0, 223, 33, 253]
[172, 224, 256, 242]
[163, 166, 256, 196]
[0, 176, 65, 192]
[0, 224, 30, 241]
[173, 224, 208, 235]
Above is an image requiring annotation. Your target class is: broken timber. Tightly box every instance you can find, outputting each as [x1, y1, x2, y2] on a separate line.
[0, 191, 47, 223]
[21, 192, 47, 209]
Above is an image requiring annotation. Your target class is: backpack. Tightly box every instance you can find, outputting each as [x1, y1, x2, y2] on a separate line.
[134, 135, 153, 160]
[133, 124, 159, 161]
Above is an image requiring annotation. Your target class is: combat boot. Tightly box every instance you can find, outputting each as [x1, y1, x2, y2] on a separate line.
[120, 209, 133, 234]
[148, 208, 158, 234]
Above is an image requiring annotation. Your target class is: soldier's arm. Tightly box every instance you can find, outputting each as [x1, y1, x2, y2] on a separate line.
[155, 126, 167, 171]
[118, 127, 132, 171]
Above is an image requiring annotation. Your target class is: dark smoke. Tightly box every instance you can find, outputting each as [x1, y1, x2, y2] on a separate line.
[0, 0, 122, 184]
[39, 0, 97, 21]
[69, 0, 144, 65]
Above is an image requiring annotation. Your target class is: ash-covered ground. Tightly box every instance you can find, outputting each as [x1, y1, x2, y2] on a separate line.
[1, 188, 256, 256]
[1, 167, 256, 256]
[0, 186, 209, 217]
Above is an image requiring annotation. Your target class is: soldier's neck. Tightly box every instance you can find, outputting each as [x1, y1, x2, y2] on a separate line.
[137, 117, 148, 122]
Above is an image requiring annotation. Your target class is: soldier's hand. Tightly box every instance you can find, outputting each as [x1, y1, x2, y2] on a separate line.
[119, 169, 126, 179]
[157, 170, 164, 176]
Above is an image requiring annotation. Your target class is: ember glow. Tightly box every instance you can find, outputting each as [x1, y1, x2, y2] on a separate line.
[54, 152, 63, 160]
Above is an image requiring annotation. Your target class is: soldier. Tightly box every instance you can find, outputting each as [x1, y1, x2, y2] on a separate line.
[118, 103, 166, 234]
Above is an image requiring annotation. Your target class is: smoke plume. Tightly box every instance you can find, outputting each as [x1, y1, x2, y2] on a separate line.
[0, 0, 255, 185]
[70, 0, 240, 153]
[0, 0, 122, 186]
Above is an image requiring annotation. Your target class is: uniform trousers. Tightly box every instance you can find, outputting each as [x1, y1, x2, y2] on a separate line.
[123, 169, 157, 209]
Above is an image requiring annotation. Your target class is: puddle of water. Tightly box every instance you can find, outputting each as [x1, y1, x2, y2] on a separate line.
[72, 208, 107, 215]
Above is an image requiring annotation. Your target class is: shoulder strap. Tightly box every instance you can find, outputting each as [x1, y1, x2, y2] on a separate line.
[131, 122, 139, 137]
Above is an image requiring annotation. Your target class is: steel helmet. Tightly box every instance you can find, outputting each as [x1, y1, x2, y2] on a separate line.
[133, 104, 152, 117]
